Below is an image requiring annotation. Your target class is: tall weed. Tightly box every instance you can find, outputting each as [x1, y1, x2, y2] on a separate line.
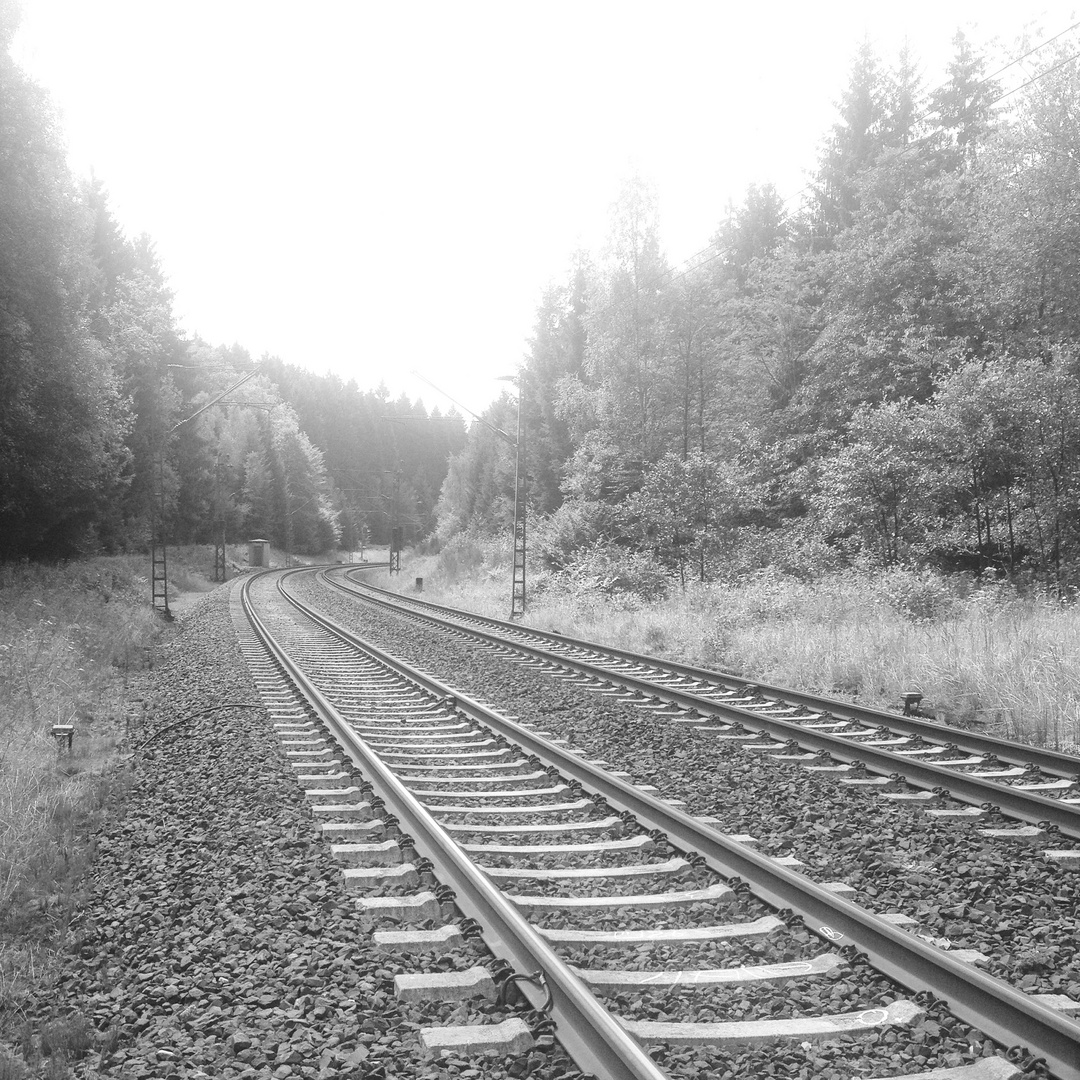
[0, 556, 160, 989]
[386, 550, 1078, 751]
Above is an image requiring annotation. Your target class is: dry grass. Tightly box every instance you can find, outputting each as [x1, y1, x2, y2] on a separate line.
[385, 547, 1079, 751]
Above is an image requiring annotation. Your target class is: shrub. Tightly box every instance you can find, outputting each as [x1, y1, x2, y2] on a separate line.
[874, 567, 958, 622]
[725, 522, 844, 581]
[433, 535, 486, 582]
[39, 1015, 92, 1059]
[548, 541, 671, 602]
[530, 501, 608, 570]
[0, 1052, 29, 1080]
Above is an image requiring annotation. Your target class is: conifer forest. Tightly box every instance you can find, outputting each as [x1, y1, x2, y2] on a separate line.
[5, 18, 1080, 593]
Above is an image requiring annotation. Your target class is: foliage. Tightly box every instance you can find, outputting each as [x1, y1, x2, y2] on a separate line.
[9, 13, 1080, 597]
[530, 499, 607, 570]
[434, 394, 517, 542]
[620, 450, 740, 583]
[873, 567, 959, 622]
[386, 549, 1078, 751]
[817, 400, 951, 565]
[432, 30, 1080, 596]
[546, 539, 671, 602]
[0, 37, 458, 561]
[0, 44, 131, 558]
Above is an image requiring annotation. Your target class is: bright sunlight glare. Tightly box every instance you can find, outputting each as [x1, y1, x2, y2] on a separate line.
[10, 0, 1074, 413]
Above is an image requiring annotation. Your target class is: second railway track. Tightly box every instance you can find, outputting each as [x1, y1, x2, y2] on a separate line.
[234, 566, 1080, 1080]
[329, 569, 1080, 835]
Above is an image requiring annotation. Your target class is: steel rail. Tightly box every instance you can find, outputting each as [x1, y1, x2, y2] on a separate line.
[339, 570, 1080, 780]
[283, 570, 1080, 1080]
[323, 571, 1080, 839]
[241, 572, 668, 1080]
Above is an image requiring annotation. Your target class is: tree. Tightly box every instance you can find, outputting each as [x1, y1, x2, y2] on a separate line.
[928, 30, 999, 165]
[572, 176, 676, 492]
[435, 394, 519, 540]
[882, 41, 924, 147]
[0, 30, 132, 557]
[101, 241, 186, 541]
[817, 400, 950, 565]
[622, 450, 740, 583]
[712, 183, 789, 292]
[810, 38, 889, 244]
[965, 45, 1080, 351]
[927, 358, 1031, 572]
[522, 259, 588, 514]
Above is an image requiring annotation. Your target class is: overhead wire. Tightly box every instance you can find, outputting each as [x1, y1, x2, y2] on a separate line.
[656, 18, 1080, 287]
[992, 45, 1080, 104]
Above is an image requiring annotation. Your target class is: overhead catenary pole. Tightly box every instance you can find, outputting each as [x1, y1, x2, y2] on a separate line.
[411, 369, 526, 617]
[152, 369, 258, 618]
[508, 380, 526, 619]
[388, 471, 403, 574]
[150, 450, 170, 616]
[212, 456, 228, 582]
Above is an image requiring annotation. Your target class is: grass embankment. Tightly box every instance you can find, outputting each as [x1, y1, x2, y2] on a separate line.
[383, 546, 1079, 752]
[0, 550, 227, 1047]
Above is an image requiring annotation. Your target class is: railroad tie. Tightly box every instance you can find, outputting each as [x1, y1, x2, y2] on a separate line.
[506, 881, 735, 911]
[538, 914, 785, 946]
[341, 862, 419, 892]
[394, 966, 497, 1003]
[372, 924, 465, 955]
[575, 952, 844, 992]
[417, 1018, 534, 1054]
[308, 799, 375, 821]
[620, 998, 923, 1047]
[330, 838, 404, 866]
[481, 856, 691, 881]
[352, 891, 440, 922]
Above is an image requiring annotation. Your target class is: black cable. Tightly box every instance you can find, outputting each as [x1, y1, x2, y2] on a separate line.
[132, 703, 263, 750]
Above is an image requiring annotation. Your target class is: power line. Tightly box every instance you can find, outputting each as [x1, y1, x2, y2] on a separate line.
[410, 370, 516, 445]
[993, 45, 1080, 104]
[987, 19, 1080, 79]
[658, 19, 1080, 286]
[169, 369, 257, 432]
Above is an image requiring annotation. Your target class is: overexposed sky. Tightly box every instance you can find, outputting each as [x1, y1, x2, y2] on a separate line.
[10, 0, 1078, 414]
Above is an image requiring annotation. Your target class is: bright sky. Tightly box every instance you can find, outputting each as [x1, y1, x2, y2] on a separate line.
[10, 0, 1077, 415]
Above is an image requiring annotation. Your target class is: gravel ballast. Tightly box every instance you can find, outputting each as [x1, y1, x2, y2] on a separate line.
[4, 583, 582, 1080]
[266, 573, 1064, 1080]
[295, 574, 1080, 1008]
[7, 572, 1066, 1080]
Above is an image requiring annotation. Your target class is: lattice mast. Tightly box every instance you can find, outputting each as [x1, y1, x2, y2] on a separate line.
[151, 448, 171, 618]
[510, 383, 526, 619]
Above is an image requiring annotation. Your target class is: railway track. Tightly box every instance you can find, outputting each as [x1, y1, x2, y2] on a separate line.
[327, 568, 1080, 841]
[234, 567, 1080, 1080]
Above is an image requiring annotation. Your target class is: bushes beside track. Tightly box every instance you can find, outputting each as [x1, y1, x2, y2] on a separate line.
[379, 552, 1079, 752]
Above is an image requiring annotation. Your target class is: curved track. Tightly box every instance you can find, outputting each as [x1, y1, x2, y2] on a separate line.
[233, 567, 1080, 1080]
[327, 569, 1080, 840]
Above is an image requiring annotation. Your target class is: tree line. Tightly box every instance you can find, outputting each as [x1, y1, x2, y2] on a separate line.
[0, 8, 463, 561]
[438, 29, 1080, 592]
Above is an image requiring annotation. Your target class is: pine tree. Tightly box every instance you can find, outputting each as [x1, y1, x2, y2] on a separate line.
[928, 30, 999, 164]
[811, 38, 888, 245]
